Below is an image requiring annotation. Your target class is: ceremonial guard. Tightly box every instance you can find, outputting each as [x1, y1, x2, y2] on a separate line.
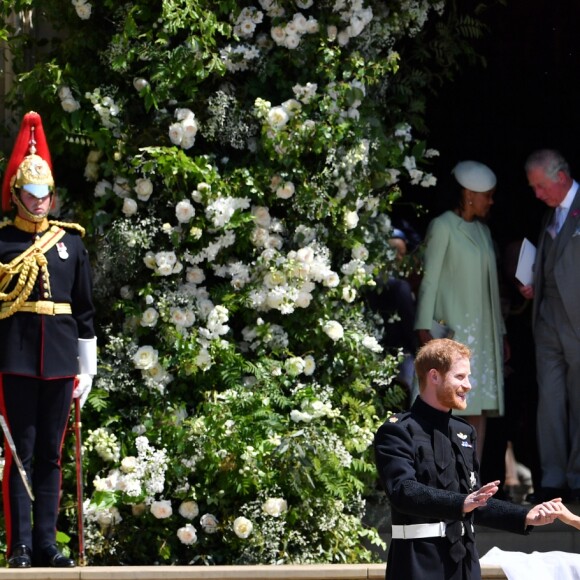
[0, 112, 96, 568]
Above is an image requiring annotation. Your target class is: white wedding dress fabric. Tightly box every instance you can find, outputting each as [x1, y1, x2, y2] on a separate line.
[480, 547, 580, 580]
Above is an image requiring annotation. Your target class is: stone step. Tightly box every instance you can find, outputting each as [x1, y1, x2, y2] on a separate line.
[0, 563, 506, 579]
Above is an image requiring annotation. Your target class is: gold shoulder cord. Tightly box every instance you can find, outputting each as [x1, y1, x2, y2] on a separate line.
[0, 223, 67, 319]
[49, 220, 86, 237]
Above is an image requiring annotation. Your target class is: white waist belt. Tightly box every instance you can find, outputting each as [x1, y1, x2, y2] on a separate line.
[391, 522, 467, 540]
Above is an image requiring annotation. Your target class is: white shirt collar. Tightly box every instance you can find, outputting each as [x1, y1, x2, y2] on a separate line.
[560, 180, 579, 210]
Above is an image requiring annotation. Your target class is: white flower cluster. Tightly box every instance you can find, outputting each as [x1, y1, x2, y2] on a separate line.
[271, 12, 319, 50]
[233, 6, 264, 38]
[84, 499, 122, 533]
[220, 43, 261, 73]
[93, 435, 169, 500]
[205, 196, 251, 228]
[58, 86, 81, 113]
[290, 396, 336, 423]
[241, 320, 289, 352]
[168, 108, 199, 149]
[131, 343, 173, 392]
[292, 82, 318, 104]
[85, 88, 120, 130]
[72, 0, 92, 20]
[332, 0, 373, 46]
[84, 427, 121, 463]
[248, 244, 339, 315]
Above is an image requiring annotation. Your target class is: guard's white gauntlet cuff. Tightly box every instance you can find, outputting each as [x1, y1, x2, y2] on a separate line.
[78, 337, 97, 376]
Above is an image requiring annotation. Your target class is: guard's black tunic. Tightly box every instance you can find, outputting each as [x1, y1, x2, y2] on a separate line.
[0, 220, 95, 558]
[374, 397, 532, 580]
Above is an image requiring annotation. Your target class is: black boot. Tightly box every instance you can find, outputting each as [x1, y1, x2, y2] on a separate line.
[8, 545, 32, 568]
[37, 545, 75, 567]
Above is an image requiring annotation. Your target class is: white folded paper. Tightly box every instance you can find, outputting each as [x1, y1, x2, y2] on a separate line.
[515, 238, 536, 286]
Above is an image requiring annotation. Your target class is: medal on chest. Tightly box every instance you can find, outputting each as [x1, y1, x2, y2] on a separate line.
[56, 241, 69, 260]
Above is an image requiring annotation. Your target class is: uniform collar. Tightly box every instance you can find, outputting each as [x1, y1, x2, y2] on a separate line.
[13, 215, 49, 234]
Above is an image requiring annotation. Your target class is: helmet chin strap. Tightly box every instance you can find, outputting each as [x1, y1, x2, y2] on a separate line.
[12, 191, 51, 223]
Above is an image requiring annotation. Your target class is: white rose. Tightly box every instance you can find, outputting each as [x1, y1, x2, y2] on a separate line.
[134, 178, 153, 201]
[74, 1, 92, 20]
[176, 200, 195, 223]
[177, 523, 198, 545]
[303, 355, 316, 376]
[122, 197, 138, 217]
[267, 106, 289, 130]
[200, 513, 219, 534]
[140, 307, 159, 328]
[133, 345, 159, 370]
[251, 206, 271, 228]
[284, 356, 305, 377]
[262, 497, 288, 517]
[344, 210, 359, 230]
[276, 181, 295, 200]
[133, 78, 149, 92]
[150, 500, 173, 519]
[120, 456, 137, 473]
[342, 286, 357, 303]
[178, 500, 200, 520]
[61, 97, 81, 113]
[169, 122, 183, 146]
[322, 320, 344, 341]
[233, 516, 253, 539]
[94, 179, 112, 198]
[362, 335, 383, 353]
[323, 272, 340, 288]
[352, 244, 369, 261]
[186, 267, 205, 285]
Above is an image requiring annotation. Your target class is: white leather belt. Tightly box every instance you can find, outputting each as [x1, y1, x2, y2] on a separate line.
[392, 522, 466, 540]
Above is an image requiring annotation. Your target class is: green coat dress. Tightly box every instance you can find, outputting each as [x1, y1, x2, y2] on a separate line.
[414, 211, 505, 416]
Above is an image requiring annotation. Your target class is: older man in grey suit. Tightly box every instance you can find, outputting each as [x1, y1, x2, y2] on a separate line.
[521, 149, 580, 502]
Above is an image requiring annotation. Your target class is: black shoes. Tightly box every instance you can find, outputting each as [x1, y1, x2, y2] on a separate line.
[8, 545, 32, 568]
[8, 543, 76, 568]
[38, 545, 76, 567]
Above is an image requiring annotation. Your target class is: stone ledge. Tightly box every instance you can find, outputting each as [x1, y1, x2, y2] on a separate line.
[0, 564, 506, 579]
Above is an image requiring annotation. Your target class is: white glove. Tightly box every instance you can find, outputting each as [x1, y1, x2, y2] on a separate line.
[73, 373, 93, 408]
[76, 337, 97, 408]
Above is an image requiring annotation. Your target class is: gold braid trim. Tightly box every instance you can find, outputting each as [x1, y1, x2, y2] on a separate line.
[48, 220, 85, 237]
[0, 225, 67, 319]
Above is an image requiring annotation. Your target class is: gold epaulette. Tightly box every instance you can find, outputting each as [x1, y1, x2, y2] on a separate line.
[48, 220, 86, 237]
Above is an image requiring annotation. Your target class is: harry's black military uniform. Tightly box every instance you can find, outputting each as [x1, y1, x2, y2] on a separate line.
[374, 396, 532, 580]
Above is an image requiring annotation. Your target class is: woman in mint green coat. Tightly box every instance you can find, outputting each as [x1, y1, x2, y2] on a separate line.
[414, 161, 508, 463]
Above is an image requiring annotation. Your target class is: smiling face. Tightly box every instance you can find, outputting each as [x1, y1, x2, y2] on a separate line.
[424, 356, 472, 412]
